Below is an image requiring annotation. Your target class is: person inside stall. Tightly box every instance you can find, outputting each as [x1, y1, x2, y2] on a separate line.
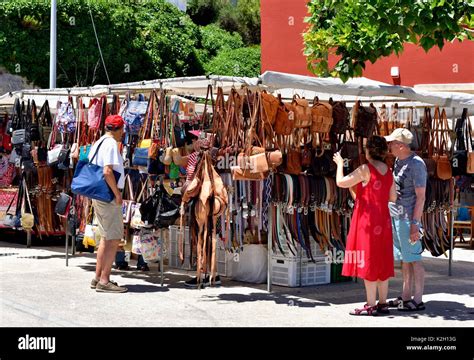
[333, 136, 397, 316]
[89, 115, 128, 293]
[179, 130, 221, 288]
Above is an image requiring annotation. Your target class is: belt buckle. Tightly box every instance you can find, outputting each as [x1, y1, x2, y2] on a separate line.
[297, 206, 303, 214]
[287, 205, 294, 214]
[304, 207, 309, 216]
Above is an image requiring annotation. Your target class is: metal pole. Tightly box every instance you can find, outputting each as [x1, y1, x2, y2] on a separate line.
[49, 0, 57, 89]
[26, 230, 31, 248]
[449, 179, 454, 276]
[267, 201, 272, 293]
[65, 230, 69, 267]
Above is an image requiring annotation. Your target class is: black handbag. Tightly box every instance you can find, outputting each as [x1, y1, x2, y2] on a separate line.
[155, 208, 180, 228]
[57, 144, 71, 170]
[174, 124, 186, 148]
[355, 101, 378, 138]
[55, 192, 72, 218]
[451, 109, 469, 176]
[311, 148, 336, 176]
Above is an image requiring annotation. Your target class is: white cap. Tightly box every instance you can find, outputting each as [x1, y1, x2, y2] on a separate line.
[384, 128, 413, 145]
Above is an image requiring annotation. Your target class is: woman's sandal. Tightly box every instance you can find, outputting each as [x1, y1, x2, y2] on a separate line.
[398, 299, 426, 311]
[349, 304, 378, 316]
[387, 296, 403, 308]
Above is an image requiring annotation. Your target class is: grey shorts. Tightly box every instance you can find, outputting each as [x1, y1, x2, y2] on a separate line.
[92, 199, 123, 240]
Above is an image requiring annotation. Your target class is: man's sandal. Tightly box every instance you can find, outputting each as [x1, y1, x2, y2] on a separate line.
[387, 296, 403, 308]
[376, 302, 390, 315]
[398, 299, 425, 311]
[349, 304, 378, 316]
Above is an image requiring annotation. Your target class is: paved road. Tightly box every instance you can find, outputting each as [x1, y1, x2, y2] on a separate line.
[0, 241, 472, 327]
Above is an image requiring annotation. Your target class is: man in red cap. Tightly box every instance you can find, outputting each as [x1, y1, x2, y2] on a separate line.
[88, 114, 128, 293]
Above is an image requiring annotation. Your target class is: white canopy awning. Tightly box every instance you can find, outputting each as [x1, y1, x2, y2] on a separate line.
[1, 72, 474, 115]
[260, 71, 474, 111]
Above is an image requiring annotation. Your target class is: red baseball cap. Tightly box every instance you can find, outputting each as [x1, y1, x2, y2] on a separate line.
[105, 115, 125, 129]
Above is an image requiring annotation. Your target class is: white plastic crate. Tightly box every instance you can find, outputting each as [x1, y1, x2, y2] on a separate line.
[168, 225, 228, 276]
[271, 256, 330, 287]
[272, 237, 327, 261]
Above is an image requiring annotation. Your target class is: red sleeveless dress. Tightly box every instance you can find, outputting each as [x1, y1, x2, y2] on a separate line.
[342, 163, 394, 281]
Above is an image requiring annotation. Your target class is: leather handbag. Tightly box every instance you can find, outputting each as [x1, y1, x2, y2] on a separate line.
[55, 192, 72, 218]
[329, 98, 349, 134]
[285, 148, 302, 175]
[467, 113, 474, 174]
[311, 97, 333, 133]
[274, 98, 294, 136]
[354, 101, 378, 138]
[452, 108, 470, 176]
[261, 90, 279, 125]
[432, 108, 452, 180]
[291, 95, 312, 128]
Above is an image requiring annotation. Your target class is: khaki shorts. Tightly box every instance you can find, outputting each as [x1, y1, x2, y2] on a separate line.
[92, 199, 124, 240]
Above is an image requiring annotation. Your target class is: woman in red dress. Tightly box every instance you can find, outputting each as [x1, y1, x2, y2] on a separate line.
[333, 136, 397, 316]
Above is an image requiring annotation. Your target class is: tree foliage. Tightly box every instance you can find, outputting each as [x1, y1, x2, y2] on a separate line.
[205, 46, 261, 77]
[0, 0, 261, 88]
[304, 0, 474, 82]
[188, 0, 261, 45]
[0, 0, 202, 88]
[198, 23, 244, 59]
[187, 0, 223, 26]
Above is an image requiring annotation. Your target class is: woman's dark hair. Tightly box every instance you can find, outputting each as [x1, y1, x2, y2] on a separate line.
[366, 136, 388, 161]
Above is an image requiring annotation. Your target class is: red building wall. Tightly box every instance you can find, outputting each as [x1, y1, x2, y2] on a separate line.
[261, 0, 474, 86]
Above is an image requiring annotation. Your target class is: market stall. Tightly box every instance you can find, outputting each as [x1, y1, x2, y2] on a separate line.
[0, 71, 472, 291]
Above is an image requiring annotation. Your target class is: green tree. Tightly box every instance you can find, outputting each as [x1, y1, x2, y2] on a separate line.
[187, 0, 224, 26]
[198, 24, 244, 59]
[0, 0, 202, 88]
[304, 0, 474, 82]
[205, 46, 261, 77]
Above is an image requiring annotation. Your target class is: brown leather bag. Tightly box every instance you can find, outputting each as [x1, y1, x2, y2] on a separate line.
[274, 95, 294, 136]
[261, 90, 279, 126]
[467, 115, 474, 174]
[291, 95, 312, 128]
[433, 108, 452, 180]
[286, 148, 302, 175]
[329, 98, 349, 134]
[311, 97, 333, 133]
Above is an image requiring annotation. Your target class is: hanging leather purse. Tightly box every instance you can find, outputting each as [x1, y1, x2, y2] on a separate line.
[432, 108, 452, 180]
[329, 98, 349, 134]
[261, 90, 279, 125]
[311, 97, 333, 133]
[354, 101, 378, 138]
[465, 111, 474, 174]
[451, 108, 469, 176]
[55, 192, 72, 218]
[420, 107, 436, 177]
[274, 95, 294, 136]
[291, 95, 312, 128]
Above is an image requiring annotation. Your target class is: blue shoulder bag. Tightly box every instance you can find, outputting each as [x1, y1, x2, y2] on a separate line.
[71, 138, 121, 202]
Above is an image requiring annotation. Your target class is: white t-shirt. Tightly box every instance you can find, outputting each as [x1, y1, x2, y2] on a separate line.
[88, 135, 125, 189]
